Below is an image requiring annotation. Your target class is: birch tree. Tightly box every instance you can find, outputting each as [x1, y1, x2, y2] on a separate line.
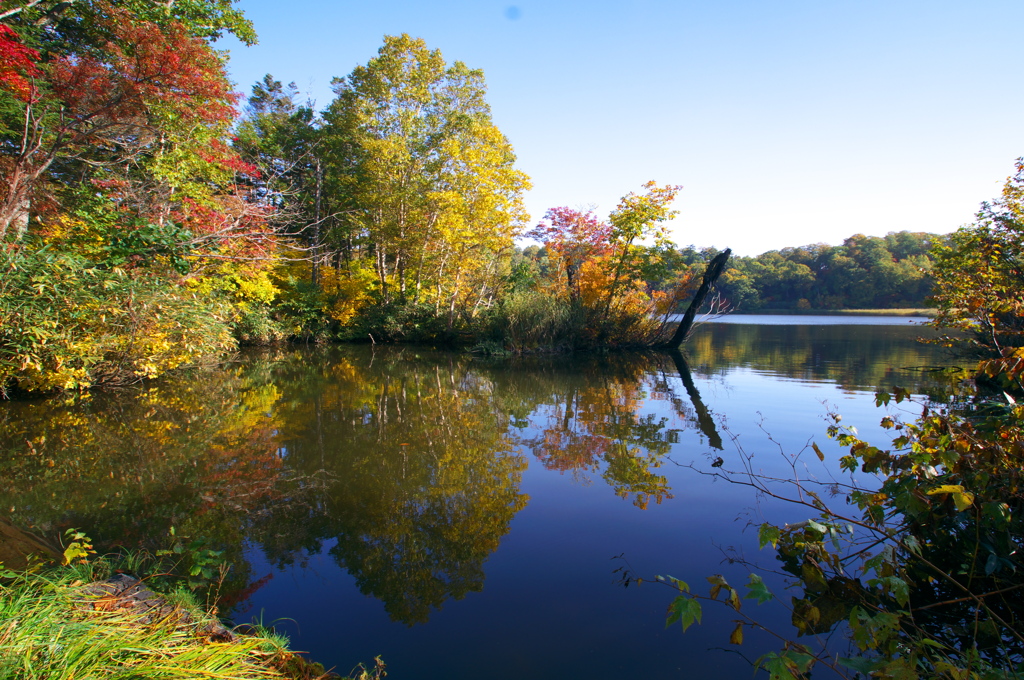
[323, 34, 529, 308]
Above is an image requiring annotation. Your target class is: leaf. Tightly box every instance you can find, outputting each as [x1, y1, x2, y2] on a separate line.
[839, 656, 880, 674]
[666, 595, 702, 632]
[811, 442, 825, 461]
[757, 651, 811, 680]
[926, 484, 975, 511]
[727, 587, 742, 612]
[729, 622, 744, 645]
[744, 574, 773, 604]
[758, 523, 781, 549]
[806, 519, 828, 535]
[707, 574, 728, 600]
[662, 576, 690, 593]
[878, 576, 910, 606]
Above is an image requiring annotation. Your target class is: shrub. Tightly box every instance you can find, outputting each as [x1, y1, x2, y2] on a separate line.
[339, 299, 460, 344]
[232, 305, 288, 346]
[655, 386, 1024, 679]
[0, 248, 234, 395]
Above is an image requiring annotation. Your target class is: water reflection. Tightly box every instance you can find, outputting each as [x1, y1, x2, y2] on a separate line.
[0, 322, 960, 634]
[686, 322, 963, 396]
[0, 368, 291, 595]
[255, 349, 528, 625]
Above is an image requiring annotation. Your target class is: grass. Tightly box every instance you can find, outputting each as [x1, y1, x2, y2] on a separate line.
[0, 560, 383, 680]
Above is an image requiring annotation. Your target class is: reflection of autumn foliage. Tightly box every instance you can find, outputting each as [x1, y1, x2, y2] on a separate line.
[533, 428, 610, 472]
[0, 347, 713, 623]
[523, 370, 676, 510]
[262, 348, 529, 625]
[0, 366, 296, 599]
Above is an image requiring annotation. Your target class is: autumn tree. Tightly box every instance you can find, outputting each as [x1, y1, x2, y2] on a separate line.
[522, 182, 732, 348]
[526, 207, 611, 302]
[0, 0, 259, 253]
[605, 181, 682, 314]
[931, 158, 1024, 389]
[322, 34, 530, 315]
[0, 0, 274, 393]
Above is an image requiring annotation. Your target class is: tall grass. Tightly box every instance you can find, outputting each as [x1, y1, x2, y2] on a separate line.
[481, 290, 587, 351]
[0, 563, 290, 680]
[480, 289, 674, 352]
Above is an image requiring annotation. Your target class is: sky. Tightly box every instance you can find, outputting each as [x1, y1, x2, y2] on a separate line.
[217, 0, 1024, 257]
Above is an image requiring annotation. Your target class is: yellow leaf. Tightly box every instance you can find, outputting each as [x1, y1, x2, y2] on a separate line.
[926, 484, 975, 512]
[811, 442, 824, 462]
[729, 622, 744, 645]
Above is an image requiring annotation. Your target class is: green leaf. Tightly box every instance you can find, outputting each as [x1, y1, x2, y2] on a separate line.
[666, 595, 702, 632]
[758, 523, 781, 549]
[839, 656, 881, 674]
[806, 519, 827, 535]
[879, 576, 910, 606]
[744, 574, 773, 604]
[757, 651, 814, 680]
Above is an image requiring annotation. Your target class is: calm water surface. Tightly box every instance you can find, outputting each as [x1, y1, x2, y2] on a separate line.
[0, 319, 964, 679]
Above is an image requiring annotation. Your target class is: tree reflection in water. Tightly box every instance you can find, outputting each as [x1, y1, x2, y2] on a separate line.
[0, 325, 954, 626]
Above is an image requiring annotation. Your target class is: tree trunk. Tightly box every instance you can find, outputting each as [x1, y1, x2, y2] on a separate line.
[10, 196, 29, 241]
[447, 269, 463, 330]
[565, 260, 580, 302]
[311, 158, 322, 288]
[660, 248, 731, 349]
[0, 166, 36, 241]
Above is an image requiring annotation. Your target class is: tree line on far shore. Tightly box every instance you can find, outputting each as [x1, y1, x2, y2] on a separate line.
[518, 229, 939, 314]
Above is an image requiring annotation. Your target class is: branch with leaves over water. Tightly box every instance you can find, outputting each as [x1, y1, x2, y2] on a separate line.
[644, 386, 1024, 679]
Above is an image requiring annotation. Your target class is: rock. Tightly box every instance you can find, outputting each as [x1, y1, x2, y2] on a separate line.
[80, 574, 236, 641]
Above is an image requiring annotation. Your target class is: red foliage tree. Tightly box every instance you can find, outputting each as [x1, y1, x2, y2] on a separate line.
[0, 23, 39, 100]
[0, 4, 249, 243]
[526, 206, 611, 301]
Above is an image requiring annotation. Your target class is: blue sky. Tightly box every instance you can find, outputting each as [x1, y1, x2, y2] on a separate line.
[218, 0, 1024, 256]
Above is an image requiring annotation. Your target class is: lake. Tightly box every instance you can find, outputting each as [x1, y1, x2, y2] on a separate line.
[0, 317, 964, 679]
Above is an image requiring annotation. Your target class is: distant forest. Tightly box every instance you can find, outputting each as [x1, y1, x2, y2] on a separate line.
[521, 230, 939, 311]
